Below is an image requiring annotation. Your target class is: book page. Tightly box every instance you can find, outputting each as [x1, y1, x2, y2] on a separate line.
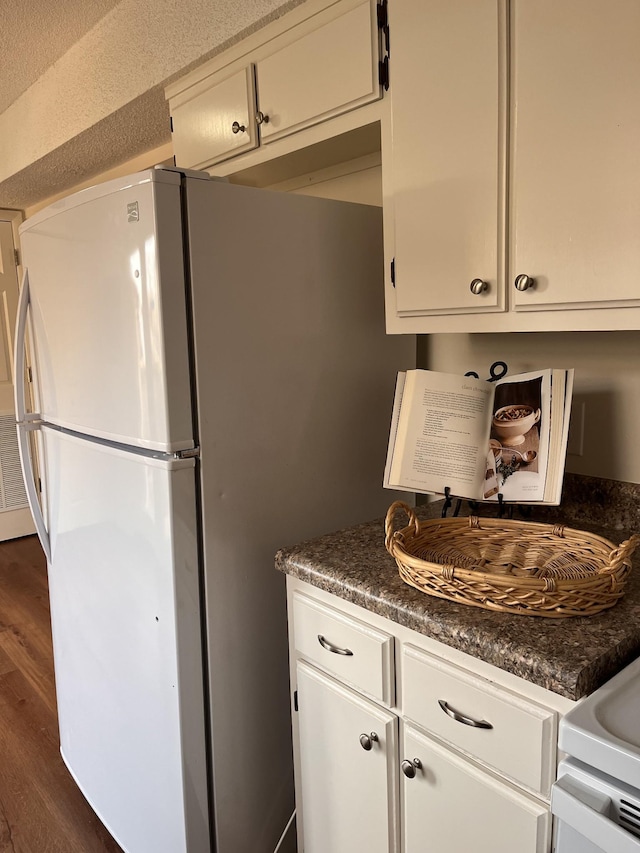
[388, 370, 493, 499]
[543, 369, 574, 504]
[384, 372, 412, 491]
[488, 369, 552, 503]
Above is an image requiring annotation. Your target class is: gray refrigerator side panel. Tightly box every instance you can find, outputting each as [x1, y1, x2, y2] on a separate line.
[184, 177, 415, 853]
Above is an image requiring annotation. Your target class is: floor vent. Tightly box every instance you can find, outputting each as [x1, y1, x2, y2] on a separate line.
[0, 413, 28, 511]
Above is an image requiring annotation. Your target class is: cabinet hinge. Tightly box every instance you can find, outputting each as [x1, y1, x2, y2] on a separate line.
[377, 0, 390, 53]
[38, 477, 42, 493]
[293, 690, 298, 712]
[391, 258, 396, 287]
[170, 115, 174, 133]
[14, 248, 20, 267]
[377, 0, 388, 30]
[27, 366, 33, 383]
[379, 56, 390, 91]
[377, 0, 390, 88]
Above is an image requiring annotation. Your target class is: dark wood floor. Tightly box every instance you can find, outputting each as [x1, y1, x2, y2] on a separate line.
[0, 535, 123, 853]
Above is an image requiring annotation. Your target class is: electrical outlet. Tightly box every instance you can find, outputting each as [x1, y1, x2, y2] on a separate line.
[567, 401, 585, 456]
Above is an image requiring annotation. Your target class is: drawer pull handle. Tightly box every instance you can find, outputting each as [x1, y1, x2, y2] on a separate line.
[317, 634, 353, 656]
[401, 758, 422, 779]
[359, 732, 379, 751]
[438, 699, 493, 729]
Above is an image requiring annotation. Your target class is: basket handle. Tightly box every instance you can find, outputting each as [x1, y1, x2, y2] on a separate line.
[384, 501, 419, 553]
[605, 534, 640, 574]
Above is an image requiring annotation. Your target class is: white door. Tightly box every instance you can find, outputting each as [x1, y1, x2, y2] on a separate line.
[389, 0, 506, 315]
[18, 169, 193, 451]
[296, 661, 399, 853]
[256, 0, 381, 144]
[0, 214, 34, 540]
[510, 0, 640, 311]
[402, 723, 550, 853]
[170, 66, 259, 169]
[42, 426, 209, 853]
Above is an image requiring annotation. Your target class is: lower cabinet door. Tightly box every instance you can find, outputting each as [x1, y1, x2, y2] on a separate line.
[401, 724, 551, 853]
[296, 661, 399, 853]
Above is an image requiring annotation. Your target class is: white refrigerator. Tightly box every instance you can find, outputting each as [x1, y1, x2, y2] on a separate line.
[14, 167, 413, 853]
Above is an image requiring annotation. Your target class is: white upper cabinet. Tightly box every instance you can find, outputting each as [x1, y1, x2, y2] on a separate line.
[256, 0, 381, 144]
[390, 0, 505, 317]
[170, 67, 258, 170]
[166, 0, 382, 170]
[386, 0, 640, 333]
[510, 0, 640, 313]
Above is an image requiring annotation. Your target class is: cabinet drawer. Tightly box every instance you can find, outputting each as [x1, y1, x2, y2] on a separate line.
[292, 592, 394, 705]
[402, 644, 556, 795]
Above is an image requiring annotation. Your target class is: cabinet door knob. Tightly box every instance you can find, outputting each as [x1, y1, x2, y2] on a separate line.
[256, 111, 270, 126]
[231, 121, 246, 134]
[359, 732, 379, 751]
[514, 273, 535, 291]
[401, 758, 422, 779]
[438, 699, 493, 729]
[469, 278, 488, 295]
[317, 634, 353, 656]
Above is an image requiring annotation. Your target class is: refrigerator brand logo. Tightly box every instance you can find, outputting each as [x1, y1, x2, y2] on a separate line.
[127, 202, 139, 223]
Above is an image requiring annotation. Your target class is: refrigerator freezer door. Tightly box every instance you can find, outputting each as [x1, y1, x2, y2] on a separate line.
[19, 170, 194, 452]
[42, 426, 209, 853]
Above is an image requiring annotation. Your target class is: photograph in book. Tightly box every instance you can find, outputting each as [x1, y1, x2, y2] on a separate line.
[384, 368, 573, 505]
[488, 372, 548, 503]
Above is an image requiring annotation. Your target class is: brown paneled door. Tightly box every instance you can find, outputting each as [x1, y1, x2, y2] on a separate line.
[0, 214, 35, 541]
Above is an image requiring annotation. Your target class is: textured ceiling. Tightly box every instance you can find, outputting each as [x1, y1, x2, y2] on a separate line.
[0, 0, 122, 114]
[0, 0, 299, 212]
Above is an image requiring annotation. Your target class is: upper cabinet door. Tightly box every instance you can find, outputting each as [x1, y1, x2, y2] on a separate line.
[511, 0, 640, 312]
[255, 0, 381, 144]
[170, 66, 258, 169]
[390, 0, 506, 316]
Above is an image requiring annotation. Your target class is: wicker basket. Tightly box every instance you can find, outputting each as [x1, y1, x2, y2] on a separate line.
[384, 501, 639, 618]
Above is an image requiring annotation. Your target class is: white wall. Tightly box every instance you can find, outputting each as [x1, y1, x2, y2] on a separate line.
[23, 144, 174, 219]
[427, 333, 640, 485]
[286, 158, 382, 206]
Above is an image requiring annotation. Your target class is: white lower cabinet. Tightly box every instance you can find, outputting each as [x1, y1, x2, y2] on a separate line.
[289, 579, 565, 852]
[296, 661, 399, 853]
[402, 723, 551, 853]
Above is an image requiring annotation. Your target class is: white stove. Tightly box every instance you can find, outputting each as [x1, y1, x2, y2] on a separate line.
[552, 655, 640, 851]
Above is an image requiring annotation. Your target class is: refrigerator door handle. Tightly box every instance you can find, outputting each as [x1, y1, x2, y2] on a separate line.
[16, 423, 51, 562]
[13, 268, 40, 423]
[14, 269, 51, 562]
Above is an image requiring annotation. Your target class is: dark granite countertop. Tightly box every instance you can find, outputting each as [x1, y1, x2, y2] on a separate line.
[276, 474, 640, 701]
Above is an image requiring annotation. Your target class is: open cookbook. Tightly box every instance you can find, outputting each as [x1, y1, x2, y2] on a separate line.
[384, 367, 574, 505]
